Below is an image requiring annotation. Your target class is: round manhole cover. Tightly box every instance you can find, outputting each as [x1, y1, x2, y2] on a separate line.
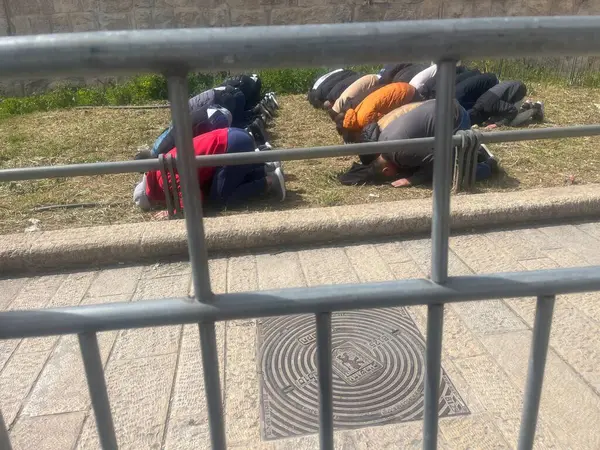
[258, 307, 469, 440]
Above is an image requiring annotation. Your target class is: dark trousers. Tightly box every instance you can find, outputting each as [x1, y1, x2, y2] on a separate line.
[209, 128, 267, 207]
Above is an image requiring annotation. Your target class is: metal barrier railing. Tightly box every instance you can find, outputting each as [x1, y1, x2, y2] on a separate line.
[1, 16, 600, 450]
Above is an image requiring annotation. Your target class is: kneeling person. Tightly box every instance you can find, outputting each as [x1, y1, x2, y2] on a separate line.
[340, 99, 495, 186]
[149, 105, 232, 158]
[133, 128, 285, 211]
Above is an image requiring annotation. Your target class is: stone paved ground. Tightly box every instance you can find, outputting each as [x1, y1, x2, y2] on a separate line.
[3, 221, 600, 449]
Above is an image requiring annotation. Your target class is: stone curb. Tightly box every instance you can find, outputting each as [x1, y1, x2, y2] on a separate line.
[3, 184, 600, 274]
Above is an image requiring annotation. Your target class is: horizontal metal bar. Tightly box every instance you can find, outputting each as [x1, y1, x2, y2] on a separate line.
[481, 125, 600, 143]
[1, 17, 600, 79]
[1, 265, 600, 339]
[1, 125, 600, 183]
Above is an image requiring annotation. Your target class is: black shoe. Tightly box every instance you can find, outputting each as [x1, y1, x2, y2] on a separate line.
[266, 92, 279, 109]
[532, 101, 545, 122]
[261, 99, 276, 117]
[520, 100, 533, 112]
[478, 143, 495, 160]
[260, 103, 273, 120]
[487, 157, 499, 174]
[263, 95, 278, 113]
[248, 120, 269, 146]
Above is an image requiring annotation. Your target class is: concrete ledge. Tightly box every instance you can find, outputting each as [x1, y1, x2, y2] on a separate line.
[3, 184, 600, 274]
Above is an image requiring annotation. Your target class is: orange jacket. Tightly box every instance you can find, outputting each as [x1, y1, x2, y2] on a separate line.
[342, 82, 417, 131]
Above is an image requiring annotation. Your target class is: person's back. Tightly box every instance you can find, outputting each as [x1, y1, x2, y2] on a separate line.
[342, 82, 418, 132]
[151, 106, 232, 157]
[326, 73, 362, 106]
[361, 102, 425, 143]
[144, 129, 230, 208]
[307, 69, 356, 108]
[379, 63, 411, 84]
[221, 74, 262, 109]
[380, 99, 439, 142]
[393, 64, 428, 83]
[331, 74, 382, 116]
[419, 66, 476, 100]
[454, 69, 481, 85]
[379, 99, 467, 185]
[455, 73, 499, 110]
[409, 64, 438, 91]
[188, 89, 216, 112]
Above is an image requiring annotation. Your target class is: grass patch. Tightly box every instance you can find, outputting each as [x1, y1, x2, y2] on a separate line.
[2, 58, 600, 118]
[1, 82, 600, 234]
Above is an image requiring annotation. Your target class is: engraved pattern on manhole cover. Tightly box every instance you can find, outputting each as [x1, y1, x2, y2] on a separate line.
[257, 307, 469, 440]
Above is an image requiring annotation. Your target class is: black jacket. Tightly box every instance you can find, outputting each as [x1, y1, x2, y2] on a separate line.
[326, 73, 362, 104]
[455, 73, 499, 110]
[221, 74, 262, 109]
[418, 66, 476, 100]
[212, 86, 246, 126]
[361, 122, 381, 143]
[393, 64, 428, 83]
[379, 63, 412, 84]
[307, 70, 357, 108]
[455, 69, 481, 85]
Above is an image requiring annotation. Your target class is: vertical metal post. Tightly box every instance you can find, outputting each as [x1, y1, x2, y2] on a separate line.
[198, 323, 227, 449]
[424, 59, 456, 450]
[168, 75, 225, 449]
[315, 312, 334, 450]
[78, 332, 118, 450]
[167, 74, 212, 301]
[0, 408, 13, 450]
[518, 295, 555, 450]
[430, 60, 457, 284]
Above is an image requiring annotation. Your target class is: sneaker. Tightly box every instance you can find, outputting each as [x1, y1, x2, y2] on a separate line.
[265, 161, 282, 172]
[264, 95, 278, 112]
[533, 101, 545, 122]
[267, 92, 279, 109]
[134, 148, 152, 160]
[258, 143, 273, 151]
[520, 100, 533, 111]
[260, 98, 276, 116]
[251, 104, 263, 116]
[487, 156, 499, 174]
[250, 118, 270, 145]
[258, 103, 272, 121]
[269, 167, 286, 201]
[479, 143, 495, 160]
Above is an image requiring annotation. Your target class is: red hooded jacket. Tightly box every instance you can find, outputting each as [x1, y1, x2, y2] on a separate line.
[145, 128, 229, 204]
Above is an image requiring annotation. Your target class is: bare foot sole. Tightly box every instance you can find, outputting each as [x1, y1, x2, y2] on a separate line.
[152, 211, 169, 220]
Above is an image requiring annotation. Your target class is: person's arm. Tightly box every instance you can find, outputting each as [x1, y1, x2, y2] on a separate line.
[490, 100, 518, 126]
[406, 167, 432, 186]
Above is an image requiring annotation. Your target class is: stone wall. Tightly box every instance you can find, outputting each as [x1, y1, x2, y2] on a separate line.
[2, 0, 600, 37]
[1, 0, 600, 94]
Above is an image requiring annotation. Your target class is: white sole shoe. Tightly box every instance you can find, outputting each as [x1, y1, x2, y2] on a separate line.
[272, 167, 286, 202]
